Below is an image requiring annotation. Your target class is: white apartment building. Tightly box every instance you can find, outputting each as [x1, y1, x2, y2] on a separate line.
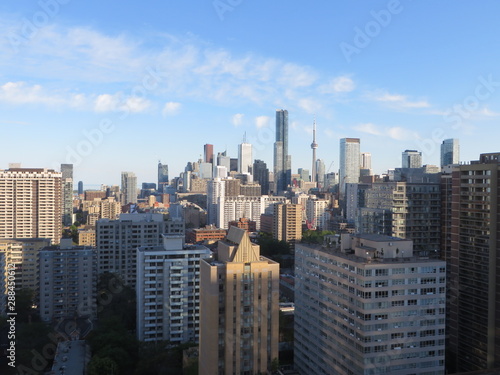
[295, 234, 446, 375]
[136, 234, 212, 343]
[39, 239, 97, 322]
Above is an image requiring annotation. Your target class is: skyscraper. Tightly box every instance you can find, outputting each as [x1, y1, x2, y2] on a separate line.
[361, 152, 372, 169]
[0, 167, 62, 244]
[121, 171, 137, 204]
[316, 159, 325, 188]
[207, 178, 225, 226]
[448, 153, 500, 372]
[204, 144, 214, 164]
[238, 136, 253, 175]
[339, 138, 360, 197]
[273, 203, 302, 246]
[158, 161, 169, 192]
[441, 138, 460, 167]
[78, 180, 84, 196]
[402, 149, 423, 168]
[274, 109, 291, 194]
[253, 159, 269, 195]
[61, 163, 73, 226]
[199, 227, 279, 374]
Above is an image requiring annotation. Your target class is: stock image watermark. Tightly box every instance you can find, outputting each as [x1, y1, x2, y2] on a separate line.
[213, 0, 243, 21]
[7, 0, 70, 52]
[416, 74, 500, 157]
[340, 0, 404, 63]
[6, 263, 17, 368]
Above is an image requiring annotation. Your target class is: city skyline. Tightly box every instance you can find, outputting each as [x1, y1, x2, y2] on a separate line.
[2, 2, 500, 185]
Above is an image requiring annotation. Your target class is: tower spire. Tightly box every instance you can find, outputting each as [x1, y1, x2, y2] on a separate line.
[311, 116, 318, 184]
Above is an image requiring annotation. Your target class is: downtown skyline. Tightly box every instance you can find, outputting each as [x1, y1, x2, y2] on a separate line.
[2, 1, 500, 185]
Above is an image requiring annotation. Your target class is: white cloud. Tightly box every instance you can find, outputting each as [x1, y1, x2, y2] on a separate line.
[232, 113, 244, 126]
[355, 122, 420, 141]
[297, 98, 322, 114]
[354, 123, 382, 136]
[368, 91, 430, 109]
[324, 129, 335, 138]
[94, 94, 120, 112]
[162, 101, 181, 116]
[255, 116, 271, 128]
[320, 76, 355, 94]
[387, 126, 420, 141]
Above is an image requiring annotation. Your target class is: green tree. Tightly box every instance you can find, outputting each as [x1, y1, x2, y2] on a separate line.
[88, 357, 119, 375]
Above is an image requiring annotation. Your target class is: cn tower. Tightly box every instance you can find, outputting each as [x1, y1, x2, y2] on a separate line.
[311, 118, 318, 184]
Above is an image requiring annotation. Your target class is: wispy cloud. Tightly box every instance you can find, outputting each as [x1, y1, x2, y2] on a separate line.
[255, 116, 271, 128]
[319, 76, 355, 94]
[367, 90, 430, 109]
[355, 123, 420, 141]
[354, 123, 382, 136]
[0, 22, 356, 115]
[232, 113, 244, 126]
[162, 101, 182, 116]
[0, 81, 152, 113]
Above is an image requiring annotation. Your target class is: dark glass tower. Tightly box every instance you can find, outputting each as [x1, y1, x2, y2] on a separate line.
[274, 109, 291, 194]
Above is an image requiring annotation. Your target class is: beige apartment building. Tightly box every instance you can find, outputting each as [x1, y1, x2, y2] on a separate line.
[0, 168, 62, 244]
[199, 227, 279, 375]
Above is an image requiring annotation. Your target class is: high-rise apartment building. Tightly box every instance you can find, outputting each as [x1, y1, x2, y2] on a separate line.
[402, 150, 423, 169]
[339, 138, 361, 198]
[136, 234, 212, 343]
[0, 238, 51, 305]
[238, 139, 253, 175]
[274, 109, 291, 194]
[305, 197, 329, 230]
[39, 239, 97, 322]
[448, 153, 500, 372]
[358, 182, 441, 257]
[96, 214, 184, 286]
[220, 195, 288, 230]
[440, 139, 460, 167]
[61, 163, 73, 226]
[272, 203, 302, 246]
[0, 167, 62, 244]
[158, 161, 169, 192]
[121, 171, 137, 205]
[295, 234, 446, 375]
[199, 227, 279, 374]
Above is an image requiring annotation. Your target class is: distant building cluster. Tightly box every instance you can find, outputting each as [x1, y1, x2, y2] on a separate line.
[1, 108, 499, 374]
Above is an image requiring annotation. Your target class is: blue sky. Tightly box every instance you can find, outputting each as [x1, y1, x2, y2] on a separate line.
[1, 0, 500, 186]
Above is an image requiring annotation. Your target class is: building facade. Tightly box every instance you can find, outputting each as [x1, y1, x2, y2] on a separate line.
[448, 153, 500, 372]
[274, 109, 291, 194]
[272, 203, 302, 245]
[339, 138, 361, 198]
[0, 167, 62, 244]
[440, 139, 460, 167]
[402, 150, 423, 169]
[294, 234, 446, 375]
[199, 227, 279, 374]
[39, 239, 97, 322]
[96, 214, 184, 286]
[121, 171, 137, 205]
[136, 235, 212, 343]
